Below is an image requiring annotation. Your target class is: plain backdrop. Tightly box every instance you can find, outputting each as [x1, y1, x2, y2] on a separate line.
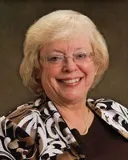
[0, 0, 128, 115]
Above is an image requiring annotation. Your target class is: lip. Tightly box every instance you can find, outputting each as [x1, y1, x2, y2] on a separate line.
[57, 76, 84, 80]
[57, 77, 84, 85]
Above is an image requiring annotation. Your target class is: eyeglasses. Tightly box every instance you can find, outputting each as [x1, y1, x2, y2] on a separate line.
[40, 52, 94, 67]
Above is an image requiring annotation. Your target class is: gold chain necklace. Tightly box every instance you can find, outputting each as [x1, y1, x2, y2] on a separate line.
[82, 108, 90, 135]
[64, 108, 91, 135]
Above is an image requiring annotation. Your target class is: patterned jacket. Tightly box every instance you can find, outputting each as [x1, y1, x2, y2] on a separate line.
[0, 98, 128, 160]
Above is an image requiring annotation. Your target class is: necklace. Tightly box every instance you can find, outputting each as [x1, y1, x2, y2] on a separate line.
[82, 108, 90, 135]
[64, 107, 92, 135]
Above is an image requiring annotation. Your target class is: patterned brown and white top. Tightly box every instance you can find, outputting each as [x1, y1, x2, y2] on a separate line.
[0, 97, 128, 160]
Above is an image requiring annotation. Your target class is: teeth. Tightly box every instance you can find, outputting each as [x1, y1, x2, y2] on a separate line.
[62, 78, 80, 84]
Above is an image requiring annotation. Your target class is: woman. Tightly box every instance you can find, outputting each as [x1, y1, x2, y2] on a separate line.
[0, 10, 128, 160]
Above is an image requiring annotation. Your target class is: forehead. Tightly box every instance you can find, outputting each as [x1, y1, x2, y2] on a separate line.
[40, 36, 92, 54]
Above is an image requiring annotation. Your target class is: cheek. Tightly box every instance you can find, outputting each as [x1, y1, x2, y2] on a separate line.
[40, 69, 51, 86]
[81, 63, 96, 76]
[40, 71, 52, 94]
[40, 67, 59, 87]
[80, 63, 96, 86]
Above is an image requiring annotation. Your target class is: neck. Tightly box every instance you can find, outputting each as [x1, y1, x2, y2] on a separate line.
[52, 99, 94, 135]
[53, 100, 88, 121]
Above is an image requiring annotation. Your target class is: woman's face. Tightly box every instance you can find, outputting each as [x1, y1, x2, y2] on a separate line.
[39, 37, 97, 105]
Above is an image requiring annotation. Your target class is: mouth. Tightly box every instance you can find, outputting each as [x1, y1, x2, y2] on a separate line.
[58, 77, 83, 85]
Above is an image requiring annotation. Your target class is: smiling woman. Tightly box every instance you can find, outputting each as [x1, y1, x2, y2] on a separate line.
[0, 10, 128, 160]
[39, 38, 96, 105]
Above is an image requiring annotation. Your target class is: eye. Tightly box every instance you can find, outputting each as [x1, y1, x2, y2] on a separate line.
[75, 52, 88, 60]
[47, 55, 63, 63]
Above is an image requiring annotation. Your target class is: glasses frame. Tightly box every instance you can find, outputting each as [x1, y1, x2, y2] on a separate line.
[39, 52, 95, 67]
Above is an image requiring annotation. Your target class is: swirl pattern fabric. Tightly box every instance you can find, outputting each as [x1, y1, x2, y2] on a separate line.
[0, 98, 128, 159]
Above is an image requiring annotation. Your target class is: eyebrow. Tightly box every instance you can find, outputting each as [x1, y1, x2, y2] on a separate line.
[52, 49, 65, 54]
[52, 48, 86, 54]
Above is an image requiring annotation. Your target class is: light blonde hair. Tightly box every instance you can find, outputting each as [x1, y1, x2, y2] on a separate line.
[20, 10, 109, 95]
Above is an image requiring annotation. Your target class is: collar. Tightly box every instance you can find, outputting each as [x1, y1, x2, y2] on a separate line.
[87, 98, 128, 140]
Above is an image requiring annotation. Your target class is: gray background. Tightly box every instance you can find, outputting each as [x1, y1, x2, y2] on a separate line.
[0, 0, 128, 115]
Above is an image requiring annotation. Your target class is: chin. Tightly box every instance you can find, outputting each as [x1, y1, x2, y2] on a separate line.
[60, 92, 86, 104]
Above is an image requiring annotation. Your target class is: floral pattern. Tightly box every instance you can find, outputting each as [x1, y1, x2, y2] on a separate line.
[0, 97, 128, 160]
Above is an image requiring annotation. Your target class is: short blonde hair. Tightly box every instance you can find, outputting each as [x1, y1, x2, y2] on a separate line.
[20, 10, 109, 95]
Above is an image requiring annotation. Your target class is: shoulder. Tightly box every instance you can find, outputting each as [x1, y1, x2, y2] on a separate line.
[87, 98, 128, 139]
[0, 97, 47, 141]
[87, 98, 128, 114]
[0, 98, 47, 159]
[1, 98, 45, 126]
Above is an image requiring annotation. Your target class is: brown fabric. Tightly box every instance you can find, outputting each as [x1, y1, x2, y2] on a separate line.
[71, 115, 128, 160]
[57, 151, 78, 160]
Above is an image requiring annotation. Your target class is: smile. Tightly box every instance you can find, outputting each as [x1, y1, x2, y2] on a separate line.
[59, 78, 82, 84]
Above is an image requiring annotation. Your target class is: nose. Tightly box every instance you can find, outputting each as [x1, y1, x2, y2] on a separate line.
[62, 57, 77, 72]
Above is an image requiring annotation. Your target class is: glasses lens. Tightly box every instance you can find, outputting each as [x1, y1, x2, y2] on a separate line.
[74, 52, 93, 64]
[40, 52, 94, 67]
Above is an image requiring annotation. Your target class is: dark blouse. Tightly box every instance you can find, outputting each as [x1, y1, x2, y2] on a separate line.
[72, 115, 128, 160]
